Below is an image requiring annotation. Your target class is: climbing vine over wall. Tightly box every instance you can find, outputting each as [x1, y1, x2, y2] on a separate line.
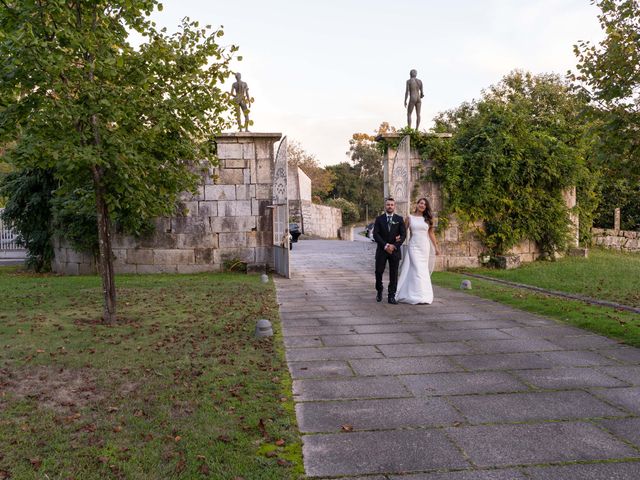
[379, 72, 598, 257]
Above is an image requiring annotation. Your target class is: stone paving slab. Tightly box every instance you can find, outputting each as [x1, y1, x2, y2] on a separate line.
[435, 319, 522, 330]
[400, 371, 529, 396]
[446, 421, 638, 467]
[466, 338, 561, 353]
[320, 332, 420, 346]
[286, 346, 383, 361]
[378, 342, 474, 357]
[450, 352, 556, 371]
[387, 470, 527, 480]
[523, 462, 640, 479]
[319, 316, 401, 325]
[512, 366, 628, 389]
[598, 365, 640, 385]
[288, 360, 354, 379]
[416, 329, 514, 343]
[547, 334, 623, 350]
[354, 323, 445, 334]
[599, 417, 640, 447]
[349, 357, 460, 376]
[283, 325, 357, 336]
[590, 387, 640, 415]
[539, 350, 618, 366]
[449, 390, 626, 423]
[283, 336, 323, 348]
[302, 429, 469, 477]
[275, 240, 640, 478]
[598, 347, 640, 364]
[293, 376, 410, 401]
[296, 397, 462, 433]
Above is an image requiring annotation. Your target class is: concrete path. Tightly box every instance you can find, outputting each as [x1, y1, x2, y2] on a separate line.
[275, 240, 640, 479]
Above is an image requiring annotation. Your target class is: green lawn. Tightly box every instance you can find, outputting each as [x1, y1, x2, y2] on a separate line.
[0, 268, 302, 479]
[466, 248, 640, 307]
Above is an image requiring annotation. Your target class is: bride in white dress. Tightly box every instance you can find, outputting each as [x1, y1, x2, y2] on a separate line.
[396, 198, 441, 305]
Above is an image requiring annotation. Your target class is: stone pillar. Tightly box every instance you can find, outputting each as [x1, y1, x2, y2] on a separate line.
[562, 187, 579, 248]
[614, 208, 621, 231]
[214, 132, 283, 272]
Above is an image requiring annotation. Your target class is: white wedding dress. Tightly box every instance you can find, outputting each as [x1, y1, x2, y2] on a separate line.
[396, 215, 434, 304]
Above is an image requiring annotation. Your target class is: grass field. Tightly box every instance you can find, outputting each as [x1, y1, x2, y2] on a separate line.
[0, 268, 302, 479]
[466, 248, 640, 307]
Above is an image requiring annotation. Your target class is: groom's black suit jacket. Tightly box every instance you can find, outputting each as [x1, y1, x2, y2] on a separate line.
[373, 213, 407, 259]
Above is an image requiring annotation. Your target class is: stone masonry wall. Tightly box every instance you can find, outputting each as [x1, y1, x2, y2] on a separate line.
[592, 228, 640, 252]
[305, 203, 342, 239]
[52, 132, 282, 275]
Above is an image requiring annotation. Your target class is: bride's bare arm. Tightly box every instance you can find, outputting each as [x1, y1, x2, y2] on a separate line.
[428, 224, 441, 255]
[397, 216, 410, 242]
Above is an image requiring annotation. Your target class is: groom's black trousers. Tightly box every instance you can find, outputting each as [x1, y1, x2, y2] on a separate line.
[375, 250, 400, 297]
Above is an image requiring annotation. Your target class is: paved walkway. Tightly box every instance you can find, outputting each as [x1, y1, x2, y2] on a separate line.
[275, 240, 640, 479]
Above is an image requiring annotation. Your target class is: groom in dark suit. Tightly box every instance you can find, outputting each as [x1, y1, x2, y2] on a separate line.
[373, 197, 407, 304]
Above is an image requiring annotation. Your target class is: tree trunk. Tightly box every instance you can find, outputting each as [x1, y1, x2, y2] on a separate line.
[92, 165, 116, 324]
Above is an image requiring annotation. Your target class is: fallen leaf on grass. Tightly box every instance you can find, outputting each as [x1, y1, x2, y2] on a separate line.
[265, 451, 277, 458]
[217, 435, 231, 443]
[258, 418, 268, 438]
[30, 458, 42, 470]
[277, 459, 291, 467]
[341, 424, 353, 432]
[275, 439, 285, 446]
[198, 463, 210, 475]
[174, 459, 186, 474]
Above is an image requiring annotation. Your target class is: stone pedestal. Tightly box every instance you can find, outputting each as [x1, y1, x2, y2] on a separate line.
[53, 132, 283, 275]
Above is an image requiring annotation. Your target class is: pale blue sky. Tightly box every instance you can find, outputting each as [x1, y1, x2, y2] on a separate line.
[144, 0, 603, 165]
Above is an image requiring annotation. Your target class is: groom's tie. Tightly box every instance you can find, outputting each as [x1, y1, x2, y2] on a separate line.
[387, 215, 392, 232]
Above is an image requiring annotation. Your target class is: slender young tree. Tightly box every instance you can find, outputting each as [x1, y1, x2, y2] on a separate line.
[0, 1, 234, 322]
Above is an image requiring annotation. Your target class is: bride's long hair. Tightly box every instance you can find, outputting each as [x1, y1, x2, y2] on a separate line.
[414, 198, 433, 225]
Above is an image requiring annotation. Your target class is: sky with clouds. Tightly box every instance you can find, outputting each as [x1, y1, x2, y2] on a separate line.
[141, 0, 604, 166]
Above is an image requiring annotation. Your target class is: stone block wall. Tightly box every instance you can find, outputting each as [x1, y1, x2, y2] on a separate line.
[429, 217, 541, 271]
[305, 203, 342, 239]
[52, 132, 282, 275]
[592, 228, 640, 252]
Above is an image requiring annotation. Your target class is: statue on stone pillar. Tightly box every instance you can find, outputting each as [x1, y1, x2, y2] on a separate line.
[230, 72, 251, 132]
[404, 69, 424, 129]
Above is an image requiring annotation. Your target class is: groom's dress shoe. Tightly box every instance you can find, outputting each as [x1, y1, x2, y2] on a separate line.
[376, 291, 382, 302]
[388, 296, 398, 305]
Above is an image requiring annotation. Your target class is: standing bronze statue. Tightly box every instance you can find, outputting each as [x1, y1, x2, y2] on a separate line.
[404, 69, 424, 129]
[230, 72, 251, 131]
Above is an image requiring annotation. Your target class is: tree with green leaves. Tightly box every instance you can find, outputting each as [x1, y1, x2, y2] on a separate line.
[0, 1, 234, 323]
[326, 132, 384, 220]
[427, 71, 595, 256]
[572, 0, 640, 230]
[287, 140, 335, 200]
